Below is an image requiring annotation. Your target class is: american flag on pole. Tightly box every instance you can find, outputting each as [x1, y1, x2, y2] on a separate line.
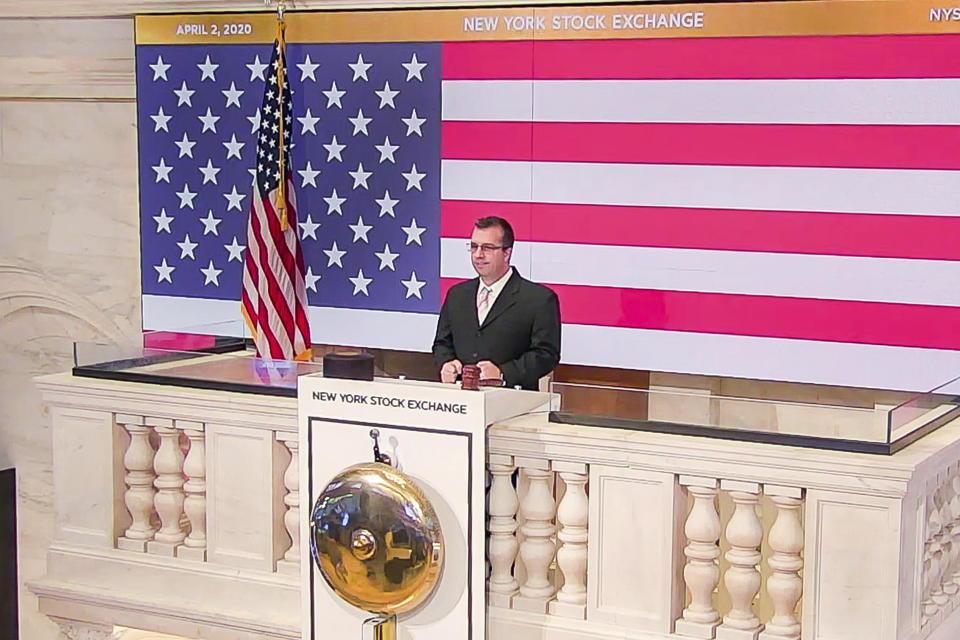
[240, 33, 312, 361]
[136, 4, 960, 391]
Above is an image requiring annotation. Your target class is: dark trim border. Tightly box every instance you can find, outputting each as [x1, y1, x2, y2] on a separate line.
[306, 416, 473, 640]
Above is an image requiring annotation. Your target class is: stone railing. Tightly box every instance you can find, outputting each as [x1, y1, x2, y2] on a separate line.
[30, 372, 960, 640]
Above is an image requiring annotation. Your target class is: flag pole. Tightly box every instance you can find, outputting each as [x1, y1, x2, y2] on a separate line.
[275, 0, 288, 230]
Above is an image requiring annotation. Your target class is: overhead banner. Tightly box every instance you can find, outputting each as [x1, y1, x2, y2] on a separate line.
[136, 1, 960, 391]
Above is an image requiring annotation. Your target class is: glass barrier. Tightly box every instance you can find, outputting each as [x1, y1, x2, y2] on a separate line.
[549, 378, 960, 455]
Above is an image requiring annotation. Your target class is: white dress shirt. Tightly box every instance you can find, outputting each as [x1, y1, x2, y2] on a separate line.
[477, 268, 513, 325]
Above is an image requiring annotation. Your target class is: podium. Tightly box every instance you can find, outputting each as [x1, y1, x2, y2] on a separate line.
[298, 376, 551, 640]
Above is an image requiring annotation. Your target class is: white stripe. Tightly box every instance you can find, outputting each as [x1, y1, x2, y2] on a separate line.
[142, 295, 960, 392]
[562, 324, 960, 392]
[442, 78, 960, 125]
[142, 295, 437, 352]
[441, 159, 960, 216]
[439, 239, 960, 307]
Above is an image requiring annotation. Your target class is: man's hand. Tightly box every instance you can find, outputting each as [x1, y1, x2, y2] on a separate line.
[440, 359, 463, 383]
[477, 360, 502, 380]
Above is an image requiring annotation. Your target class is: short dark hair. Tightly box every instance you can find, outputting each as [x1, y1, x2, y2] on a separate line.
[474, 216, 515, 249]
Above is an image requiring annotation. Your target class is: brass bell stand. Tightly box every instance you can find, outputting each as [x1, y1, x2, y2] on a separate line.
[362, 614, 397, 640]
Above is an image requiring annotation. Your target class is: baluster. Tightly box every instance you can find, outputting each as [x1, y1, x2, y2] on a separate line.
[718, 480, 763, 640]
[487, 454, 520, 608]
[512, 458, 557, 614]
[277, 435, 300, 575]
[550, 462, 589, 620]
[758, 486, 803, 640]
[177, 421, 206, 561]
[148, 420, 186, 555]
[675, 476, 722, 639]
[117, 414, 157, 552]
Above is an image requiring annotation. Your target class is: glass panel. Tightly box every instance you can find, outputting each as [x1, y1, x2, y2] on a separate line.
[888, 374, 960, 443]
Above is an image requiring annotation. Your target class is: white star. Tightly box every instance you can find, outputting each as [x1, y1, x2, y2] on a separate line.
[348, 108, 372, 136]
[223, 134, 244, 160]
[349, 268, 373, 296]
[177, 233, 198, 260]
[375, 190, 399, 217]
[153, 208, 173, 233]
[349, 162, 372, 190]
[323, 135, 346, 162]
[348, 53, 373, 81]
[401, 271, 426, 299]
[375, 136, 399, 163]
[298, 161, 320, 188]
[154, 258, 175, 283]
[198, 107, 220, 133]
[200, 260, 222, 286]
[375, 80, 399, 109]
[247, 54, 268, 81]
[224, 236, 246, 262]
[297, 108, 320, 135]
[198, 55, 219, 81]
[401, 218, 426, 245]
[223, 185, 246, 211]
[297, 54, 320, 82]
[401, 163, 426, 191]
[304, 266, 321, 292]
[323, 80, 346, 108]
[174, 132, 196, 158]
[402, 53, 428, 81]
[149, 55, 171, 82]
[323, 241, 347, 268]
[174, 80, 195, 107]
[349, 215, 373, 243]
[198, 159, 221, 185]
[222, 81, 244, 108]
[150, 106, 171, 132]
[247, 109, 262, 134]
[152, 157, 173, 183]
[402, 108, 426, 137]
[175, 183, 197, 209]
[324, 188, 346, 215]
[375, 243, 399, 271]
[299, 214, 321, 240]
[200, 209, 222, 236]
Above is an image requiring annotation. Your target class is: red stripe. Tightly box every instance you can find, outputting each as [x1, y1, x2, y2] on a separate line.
[442, 40, 533, 80]
[440, 277, 960, 350]
[442, 121, 960, 170]
[441, 200, 960, 261]
[443, 35, 960, 80]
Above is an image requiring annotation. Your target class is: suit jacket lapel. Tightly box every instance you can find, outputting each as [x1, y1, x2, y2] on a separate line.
[480, 269, 520, 329]
[467, 278, 481, 330]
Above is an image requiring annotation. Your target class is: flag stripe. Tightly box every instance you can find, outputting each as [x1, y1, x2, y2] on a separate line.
[442, 78, 960, 125]
[440, 159, 960, 216]
[441, 121, 960, 170]
[442, 35, 960, 81]
[438, 239, 960, 307]
[439, 278, 960, 351]
[439, 200, 960, 261]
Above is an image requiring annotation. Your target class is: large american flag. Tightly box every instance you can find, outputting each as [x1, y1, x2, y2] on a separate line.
[137, 30, 960, 391]
[240, 39, 311, 361]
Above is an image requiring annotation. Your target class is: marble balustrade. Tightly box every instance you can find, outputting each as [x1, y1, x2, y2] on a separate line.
[28, 372, 960, 640]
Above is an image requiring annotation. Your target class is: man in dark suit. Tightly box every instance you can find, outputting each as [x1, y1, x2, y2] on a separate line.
[432, 216, 561, 390]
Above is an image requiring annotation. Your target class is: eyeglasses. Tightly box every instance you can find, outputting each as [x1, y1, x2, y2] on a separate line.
[467, 242, 506, 253]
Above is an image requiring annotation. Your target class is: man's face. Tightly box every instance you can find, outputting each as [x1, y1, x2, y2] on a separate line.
[470, 225, 512, 283]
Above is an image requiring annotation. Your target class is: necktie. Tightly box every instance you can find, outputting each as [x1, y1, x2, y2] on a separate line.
[477, 287, 491, 324]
